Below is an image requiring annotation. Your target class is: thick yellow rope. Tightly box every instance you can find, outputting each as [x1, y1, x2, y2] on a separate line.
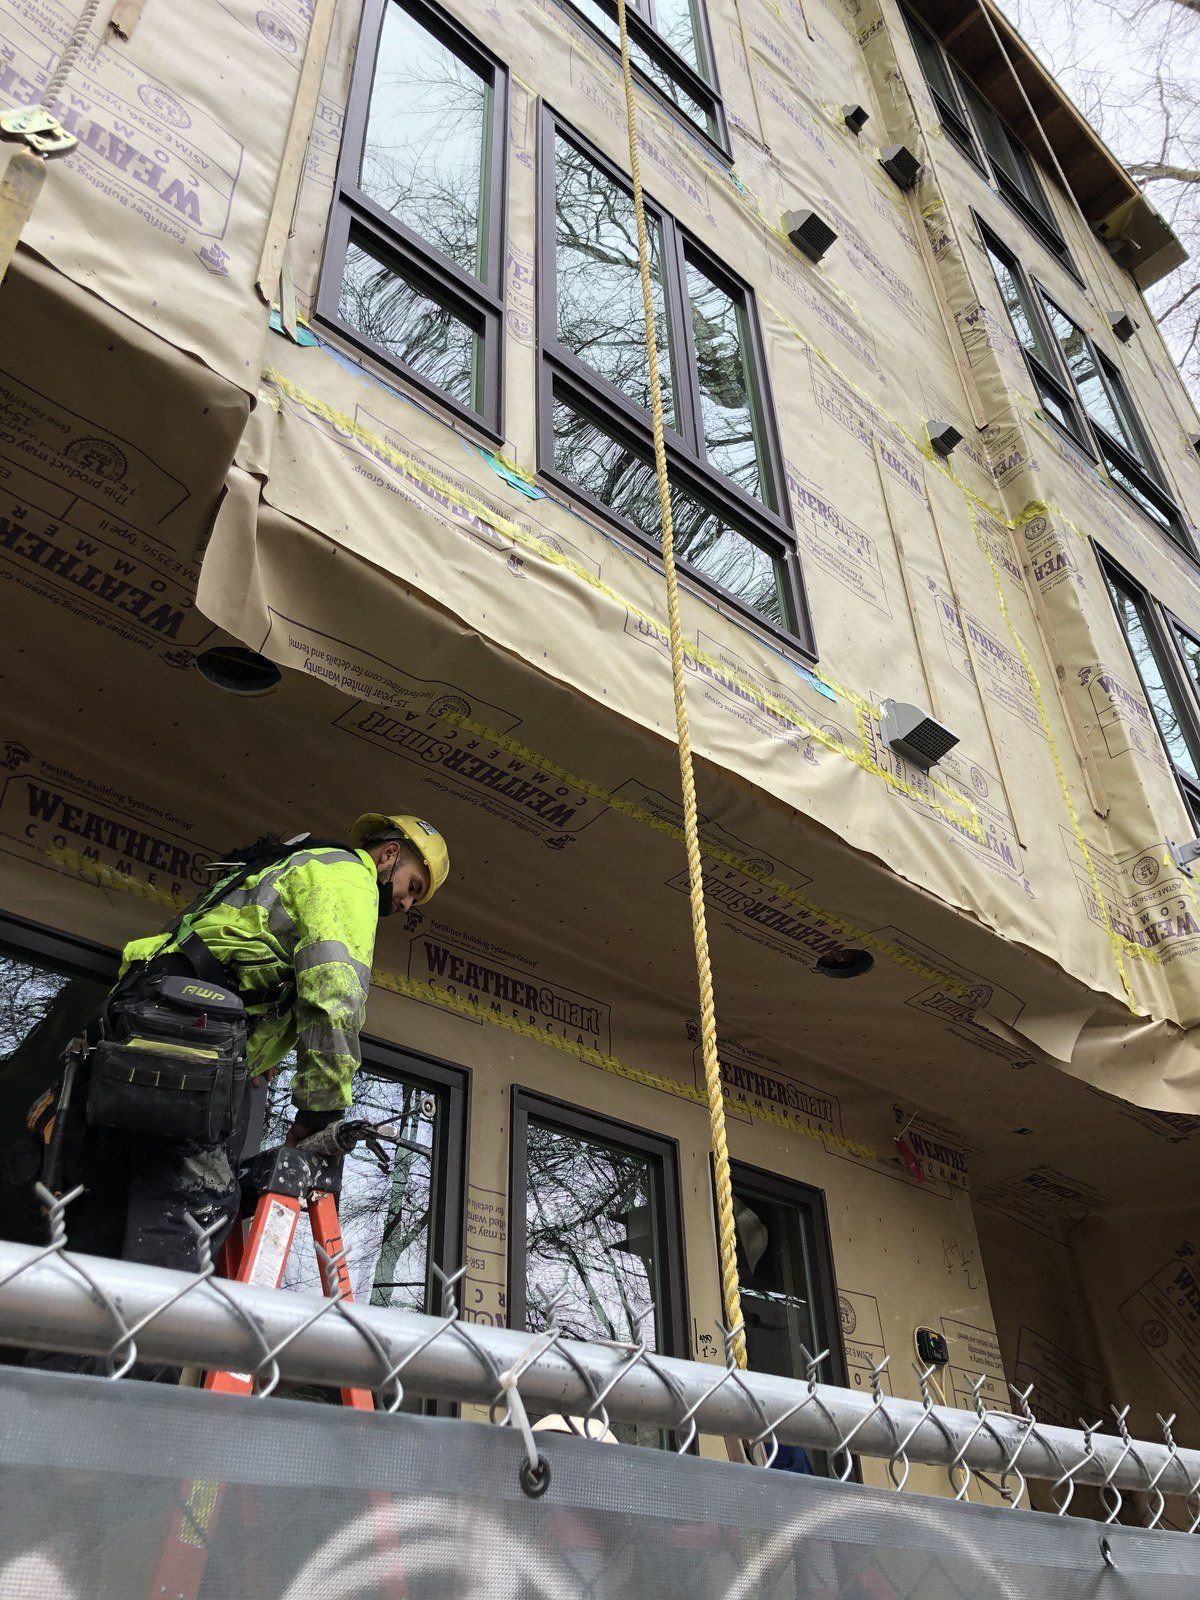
[613, 0, 746, 1368]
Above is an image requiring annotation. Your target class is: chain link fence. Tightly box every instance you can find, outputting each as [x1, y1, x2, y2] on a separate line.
[1, 1183, 1199, 1537]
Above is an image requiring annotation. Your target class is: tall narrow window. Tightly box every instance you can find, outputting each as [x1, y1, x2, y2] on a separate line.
[539, 113, 813, 649]
[980, 220, 1188, 549]
[902, 11, 980, 164]
[1038, 291, 1181, 540]
[0, 916, 117, 1246]
[1100, 554, 1200, 826]
[260, 1043, 465, 1317]
[902, 6, 1070, 268]
[731, 1163, 848, 1474]
[319, 0, 507, 435]
[509, 1091, 687, 1447]
[560, 0, 724, 150]
[980, 227, 1087, 445]
[1172, 618, 1200, 706]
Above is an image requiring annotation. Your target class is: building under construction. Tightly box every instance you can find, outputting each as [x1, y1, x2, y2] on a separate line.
[2, 0, 1200, 1587]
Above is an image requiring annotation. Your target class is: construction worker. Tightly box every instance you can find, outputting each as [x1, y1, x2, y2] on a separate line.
[60, 813, 449, 1279]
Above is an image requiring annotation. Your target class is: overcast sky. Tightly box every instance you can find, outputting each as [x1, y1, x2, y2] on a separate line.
[1000, 0, 1199, 398]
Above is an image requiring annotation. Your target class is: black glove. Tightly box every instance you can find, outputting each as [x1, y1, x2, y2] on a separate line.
[286, 1107, 343, 1146]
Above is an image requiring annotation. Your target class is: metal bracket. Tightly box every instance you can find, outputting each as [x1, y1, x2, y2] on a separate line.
[1169, 838, 1200, 878]
[0, 108, 77, 158]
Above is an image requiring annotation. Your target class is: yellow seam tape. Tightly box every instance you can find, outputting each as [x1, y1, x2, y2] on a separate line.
[262, 367, 986, 841]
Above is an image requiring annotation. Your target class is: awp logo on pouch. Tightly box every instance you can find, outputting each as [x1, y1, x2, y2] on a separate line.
[335, 700, 605, 841]
[0, 44, 241, 242]
[0, 772, 211, 893]
[410, 935, 610, 1051]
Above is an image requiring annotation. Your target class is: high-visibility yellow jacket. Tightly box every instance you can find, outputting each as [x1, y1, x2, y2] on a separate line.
[120, 846, 379, 1112]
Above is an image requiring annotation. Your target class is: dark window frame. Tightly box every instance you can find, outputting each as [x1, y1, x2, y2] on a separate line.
[0, 910, 470, 1325]
[727, 1158, 850, 1385]
[976, 218, 1092, 454]
[316, 0, 509, 439]
[537, 107, 816, 658]
[901, 5, 1075, 275]
[727, 1158, 857, 1479]
[1096, 546, 1200, 828]
[556, 0, 729, 158]
[979, 218, 1191, 552]
[1036, 283, 1188, 547]
[0, 908, 117, 988]
[507, 1085, 691, 1361]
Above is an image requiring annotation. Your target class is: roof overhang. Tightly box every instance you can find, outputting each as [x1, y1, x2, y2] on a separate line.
[906, 0, 1188, 288]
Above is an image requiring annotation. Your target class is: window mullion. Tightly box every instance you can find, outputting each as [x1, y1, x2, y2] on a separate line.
[664, 219, 702, 464]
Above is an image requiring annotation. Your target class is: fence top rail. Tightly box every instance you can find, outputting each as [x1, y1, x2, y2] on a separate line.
[0, 1228, 1197, 1532]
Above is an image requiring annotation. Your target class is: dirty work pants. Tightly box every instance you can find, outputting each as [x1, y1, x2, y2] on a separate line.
[30, 1092, 253, 1382]
[36, 953, 252, 1380]
[66, 1087, 252, 1272]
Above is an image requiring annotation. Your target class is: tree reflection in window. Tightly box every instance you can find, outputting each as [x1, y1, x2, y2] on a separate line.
[686, 259, 766, 499]
[1106, 575, 1200, 783]
[359, 0, 490, 279]
[543, 117, 802, 636]
[552, 398, 785, 623]
[0, 957, 72, 1057]
[259, 1061, 440, 1316]
[1174, 625, 1200, 702]
[339, 240, 479, 405]
[555, 137, 676, 423]
[523, 1118, 664, 1349]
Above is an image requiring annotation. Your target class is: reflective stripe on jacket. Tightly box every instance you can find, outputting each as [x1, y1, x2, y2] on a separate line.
[120, 846, 379, 1112]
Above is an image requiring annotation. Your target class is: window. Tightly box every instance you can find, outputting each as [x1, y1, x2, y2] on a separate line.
[1099, 553, 1200, 828]
[903, 11, 978, 164]
[731, 1163, 849, 1476]
[560, 0, 725, 151]
[980, 222, 1188, 548]
[0, 914, 116, 1244]
[1039, 292, 1180, 539]
[318, 0, 508, 435]
[538, 113, 813, 650]
[508, 1090, 688, 1446]
[902, 8, 1070, 266]
[260, 1040, 466, 1320]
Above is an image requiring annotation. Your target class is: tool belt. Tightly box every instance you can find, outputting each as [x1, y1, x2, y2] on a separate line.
[86, 968, 248, 1144]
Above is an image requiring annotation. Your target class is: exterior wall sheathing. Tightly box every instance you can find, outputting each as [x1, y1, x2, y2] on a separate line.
[1, 0, 1200, 1480]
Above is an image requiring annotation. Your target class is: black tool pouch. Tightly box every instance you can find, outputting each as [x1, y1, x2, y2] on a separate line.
[86, 974, 247, 1144]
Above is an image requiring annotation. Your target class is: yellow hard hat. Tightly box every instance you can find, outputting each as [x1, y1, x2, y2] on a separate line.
[350, 813, 449, 905]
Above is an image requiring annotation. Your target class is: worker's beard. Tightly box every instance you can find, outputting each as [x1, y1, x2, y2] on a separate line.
[377, 859, 398, 917]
